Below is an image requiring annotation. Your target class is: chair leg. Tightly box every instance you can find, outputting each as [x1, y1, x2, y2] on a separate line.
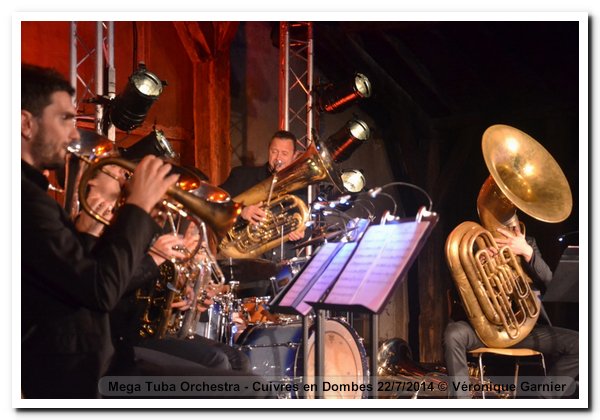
[478, 354, 485, 399]
[539, 354, 547, 376]
[513, 358, 520, 398]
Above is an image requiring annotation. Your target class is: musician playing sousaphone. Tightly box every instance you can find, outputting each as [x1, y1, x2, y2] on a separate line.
[443, 125, 578, 398]
[219, 130, 309, 262]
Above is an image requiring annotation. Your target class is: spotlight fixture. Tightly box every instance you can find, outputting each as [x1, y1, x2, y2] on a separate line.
[340, 169, 366, 193]
[323, 118, 370, 163]
[118, 129, 178, 161]
[317, 73, 371, 114]
[107, 64, 165, 132]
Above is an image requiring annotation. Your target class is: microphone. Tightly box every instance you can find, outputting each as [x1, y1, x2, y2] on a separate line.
[270, 159, 283, 174]
[312, 194, 352, 210]
[368, 187, 383, 198]
[368, 182, 434, 216]
[416, 206, 437, 222]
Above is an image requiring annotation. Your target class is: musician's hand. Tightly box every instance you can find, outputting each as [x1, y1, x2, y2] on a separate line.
[241, 203, 266, 225]
[149, 234, 188, 266]
[195, 294, 214, 313]
[171, 285, 194, 311]
[288, 225, 306, 242]
[495, 226, 534, 262]
[126, 155, 179, 214]
[74, 194, 114, 237]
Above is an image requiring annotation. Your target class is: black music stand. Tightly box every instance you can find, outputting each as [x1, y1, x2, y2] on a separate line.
[543, 246, 579, 303]
[272, 217, 438, 398]
[542, 246, 579, 329]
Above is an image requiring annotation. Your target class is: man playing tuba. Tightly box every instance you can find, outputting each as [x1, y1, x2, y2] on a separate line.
[219, 130, 309, 262]
[443, 219, 579, 398]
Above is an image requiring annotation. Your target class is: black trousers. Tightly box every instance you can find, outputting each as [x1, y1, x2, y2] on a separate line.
[443, 320, 579, 398]
[107, 346, 269, 398]
[137, 334, 250, 372]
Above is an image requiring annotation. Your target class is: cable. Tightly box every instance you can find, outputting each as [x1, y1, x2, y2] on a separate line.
[368, 181, 433, 214]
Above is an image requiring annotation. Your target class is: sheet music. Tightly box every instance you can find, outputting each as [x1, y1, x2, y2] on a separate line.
[278, 242, 357, 316]
[323, 222, 431, 312]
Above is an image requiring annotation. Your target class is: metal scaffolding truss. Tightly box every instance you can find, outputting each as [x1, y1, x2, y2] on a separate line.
[69, 21, 115, 138]
[278, 22, 314, 151]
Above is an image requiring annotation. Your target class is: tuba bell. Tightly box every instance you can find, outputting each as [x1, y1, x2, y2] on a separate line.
[445, 125, 572, 348]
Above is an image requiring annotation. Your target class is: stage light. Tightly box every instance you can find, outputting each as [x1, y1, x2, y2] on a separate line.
[340, 169, 366, 193]
[317, 73, 371, 114]
[323, 118, 370, 163]
[108, 64, 165, 132]
[118, 129, 177, 161]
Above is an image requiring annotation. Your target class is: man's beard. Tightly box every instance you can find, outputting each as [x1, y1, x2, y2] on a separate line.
[30, 128, 66, 171]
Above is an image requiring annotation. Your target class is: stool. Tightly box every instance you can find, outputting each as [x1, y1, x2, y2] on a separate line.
[468, 347, 546, 398]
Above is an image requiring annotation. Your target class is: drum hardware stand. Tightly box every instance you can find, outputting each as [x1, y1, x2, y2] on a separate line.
[225, 281, 240, 346]
[369, 313, 379, 399]
[314, 309, 326, 399]
[302, 313, 311, 398]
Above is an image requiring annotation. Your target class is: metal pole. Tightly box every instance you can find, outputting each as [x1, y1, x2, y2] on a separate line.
[306, 23, 315, 257]
[69, 22, 77, 101]
[302, 314, 311, 398]
[314, 310, 325, 398]
[370, 313, 379, 399]
[279, 22, 289, 130]
[106, 22, 116, 141]
[95, 22, 104, 136]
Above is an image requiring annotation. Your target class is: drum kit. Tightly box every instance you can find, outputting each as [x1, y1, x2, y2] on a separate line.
[193, 256, 369, 398]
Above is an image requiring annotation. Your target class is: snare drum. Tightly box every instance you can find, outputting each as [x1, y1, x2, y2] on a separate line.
[236, 318, 368, 398]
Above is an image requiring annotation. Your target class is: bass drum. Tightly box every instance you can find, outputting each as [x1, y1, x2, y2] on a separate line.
[236, 318, 368, 399]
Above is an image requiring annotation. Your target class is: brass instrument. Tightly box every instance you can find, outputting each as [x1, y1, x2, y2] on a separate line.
[377, 338, 509, 398]
[445, 125, 572, 348]
[219, 140, 344, 258]
[137, 250, 200, 339]
[377, 338, 450, 398]
[76, 155, 241, 236]
[176, 222, 227, 339]
[70, 149, 241, 339]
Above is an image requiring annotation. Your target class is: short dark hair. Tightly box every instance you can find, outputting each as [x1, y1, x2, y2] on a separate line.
[269, 130, 298, 152]
[21, 63, 75, 117]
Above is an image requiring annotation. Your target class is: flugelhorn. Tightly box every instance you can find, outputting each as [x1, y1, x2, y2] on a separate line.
[68, 148, 241, 237]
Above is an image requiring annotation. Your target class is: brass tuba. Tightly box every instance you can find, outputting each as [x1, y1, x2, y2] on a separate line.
[445, 125, 572, 348]
[219, 139, 346, 258]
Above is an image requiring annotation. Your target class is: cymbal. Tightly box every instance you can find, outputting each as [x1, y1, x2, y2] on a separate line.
[217, 258, 278, 282]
